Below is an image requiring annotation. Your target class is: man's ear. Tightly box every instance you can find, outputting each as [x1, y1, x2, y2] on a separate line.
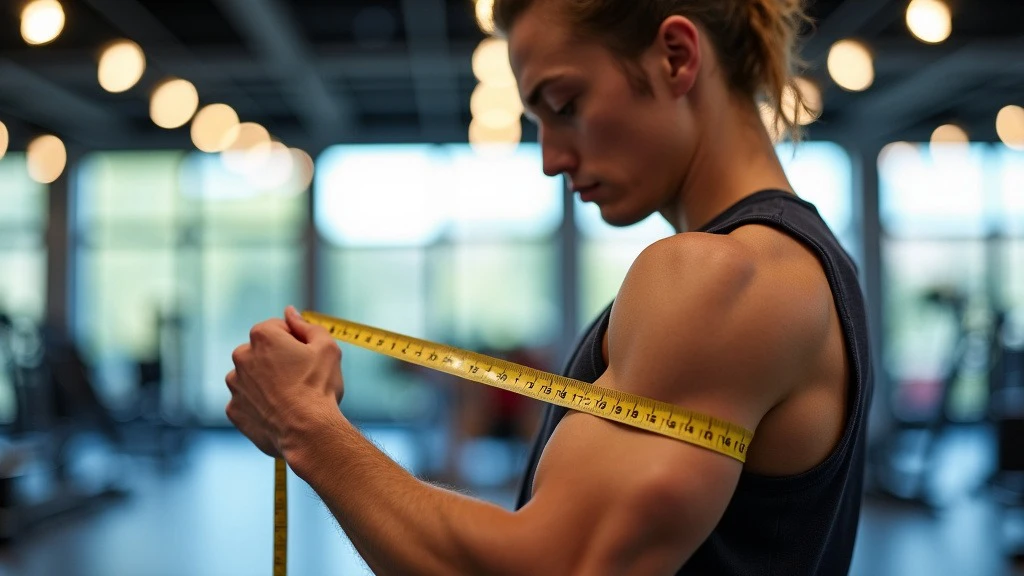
[657, 15, 701, 97]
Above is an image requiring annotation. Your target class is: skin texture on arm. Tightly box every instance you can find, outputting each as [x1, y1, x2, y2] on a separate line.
[262, 232, 820, 576]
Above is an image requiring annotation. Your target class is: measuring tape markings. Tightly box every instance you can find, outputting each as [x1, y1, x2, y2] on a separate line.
[301, 311, 753, 459]
[273, 311, 756, 575]
[273, 458, 287, 576]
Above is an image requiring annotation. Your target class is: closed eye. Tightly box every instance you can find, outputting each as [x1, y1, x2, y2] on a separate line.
[555, 98, 577, 118]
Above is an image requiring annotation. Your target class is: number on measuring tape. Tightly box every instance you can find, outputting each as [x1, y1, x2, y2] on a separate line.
[301, 310, 753, 462]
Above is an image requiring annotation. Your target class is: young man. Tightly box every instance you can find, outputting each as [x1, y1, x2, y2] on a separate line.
[226, 0, 873, 573]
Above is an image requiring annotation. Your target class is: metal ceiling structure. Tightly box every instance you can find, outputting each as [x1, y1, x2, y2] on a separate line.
[0, 0, 1021, 153]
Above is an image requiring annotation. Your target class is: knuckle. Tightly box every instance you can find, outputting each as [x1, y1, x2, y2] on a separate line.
[322, 341, 342, 361]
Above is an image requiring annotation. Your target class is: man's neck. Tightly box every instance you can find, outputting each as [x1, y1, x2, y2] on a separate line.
[661, 99, 794, 233]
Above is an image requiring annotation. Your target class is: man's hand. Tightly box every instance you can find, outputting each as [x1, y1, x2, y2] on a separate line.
[225, 305, 345, 458]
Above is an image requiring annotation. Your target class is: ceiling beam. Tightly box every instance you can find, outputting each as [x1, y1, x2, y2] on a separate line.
[0, 60, 130, 147]
[212, 0, 352, 148]
[801, 0, 898, 65]
[78, 0, 264, 120]
[6, 46, 474, 84]
[400, 0, 462, 139]
[835, 38, 1024, 140]
[10, 40, 1024, 89]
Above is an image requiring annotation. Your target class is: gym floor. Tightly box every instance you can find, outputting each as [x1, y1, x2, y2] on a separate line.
[0, 428, 1021, 576]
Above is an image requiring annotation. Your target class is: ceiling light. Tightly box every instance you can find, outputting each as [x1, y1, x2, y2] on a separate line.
[931, 123, 968, 145]
[906, 0, 952, 44]
[150, 78, 199, 129]
[289, 148, 315, 195]
[470, 83, 523, 128]
[997, 105, 1024, 151]
[220, 122, 272, 175]
[472, 38, 516, 87]
[26, 134, 67, 184]
[0, 121, 8, 162]
[98, 40, 146, 93]
[248, 141, 294, 191]
[469, 116, 521, 155]
[190, 103, 239, 153]
[827, 39, 874, 92]
[879, 141, 918, 166]
[759, 103, 785, 143]
[475, 0, 496, 35]
[21, 0, 64, 46]
[781, 77, 823, 126]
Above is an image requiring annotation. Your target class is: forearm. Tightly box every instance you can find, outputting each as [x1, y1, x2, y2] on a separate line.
[282, 409, 535, 576]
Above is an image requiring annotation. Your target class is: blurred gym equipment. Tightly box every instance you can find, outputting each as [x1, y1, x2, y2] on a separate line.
[0, 313, 127, 543]
[868, 286, 1003, 508]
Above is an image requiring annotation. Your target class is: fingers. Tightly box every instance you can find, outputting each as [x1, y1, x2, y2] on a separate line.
[249, 318, 289, 346]
[225, 368, 237, 389]
[285, 305, 332, 345]
[231, 343, 250, 367]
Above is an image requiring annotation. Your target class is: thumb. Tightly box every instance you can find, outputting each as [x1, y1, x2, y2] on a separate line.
[284, 306, 319, 344]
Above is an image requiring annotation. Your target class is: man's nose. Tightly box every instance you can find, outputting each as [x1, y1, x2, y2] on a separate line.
[539, 125, 576, 178]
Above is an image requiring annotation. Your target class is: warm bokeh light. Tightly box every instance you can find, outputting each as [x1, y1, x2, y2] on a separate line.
[472, 38, 516, 87]
[879, 141, 917, 166]
[475, 0, 495, 35]
[906, 0, 952, 44]
[150, 78, 199, 129]
[931, 123, 968, 145]
[470, 83, 523, 128]
[26, 134, 67, 184]
[759, 103, 785, 143]
[98, 40, 146, 93]
[929, 123, 969, 162]
[21, 0, 65, 46]
[247, 141, 294, 191]
[469, 116, 521, 154]
[827, 39, 874, 92]
[0, 120, 8, 161]
[290, 148, 315, 194]
[220, 122, 272, 174]
[190, 103, 239, 153]
[996, 105, 1024, 151]
[781, 77, 823, 126]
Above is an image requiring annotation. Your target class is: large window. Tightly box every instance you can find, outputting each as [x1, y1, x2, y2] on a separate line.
[0, 154, 48, 321]
[315, 144, 563, 422]
[577, 142, 857, 329]
[0, 154, 48, 425]
[879, 143, 1020, 422]
[75, 152, 307, 421]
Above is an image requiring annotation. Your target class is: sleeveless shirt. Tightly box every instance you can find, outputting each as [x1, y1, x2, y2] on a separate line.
[515, 189, 873, 575]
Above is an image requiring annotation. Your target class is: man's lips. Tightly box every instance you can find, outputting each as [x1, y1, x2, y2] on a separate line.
[574, 183, 600, 201]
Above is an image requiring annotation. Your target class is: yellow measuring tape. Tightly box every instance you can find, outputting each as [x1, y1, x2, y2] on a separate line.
[272, 311, 755, 575]
[273, 458, 286, 576]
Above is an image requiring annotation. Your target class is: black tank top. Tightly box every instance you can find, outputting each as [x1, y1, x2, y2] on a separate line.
[515, 189, 873, 576]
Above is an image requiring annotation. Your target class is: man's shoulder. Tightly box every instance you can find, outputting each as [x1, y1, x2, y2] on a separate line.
[610, 231, 830, 410]
[626, 230, 829, 340]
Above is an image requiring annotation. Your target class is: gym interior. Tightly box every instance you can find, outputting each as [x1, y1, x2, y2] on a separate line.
[1, 0, 1023, 574]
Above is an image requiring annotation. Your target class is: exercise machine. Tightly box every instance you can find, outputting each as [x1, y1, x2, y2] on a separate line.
[0, 313, 128, 543]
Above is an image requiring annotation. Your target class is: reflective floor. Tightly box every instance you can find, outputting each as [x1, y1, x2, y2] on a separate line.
[0, 429, 1022, 576]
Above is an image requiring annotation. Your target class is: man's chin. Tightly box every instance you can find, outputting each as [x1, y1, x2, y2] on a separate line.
[599, 205, 650, 228]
